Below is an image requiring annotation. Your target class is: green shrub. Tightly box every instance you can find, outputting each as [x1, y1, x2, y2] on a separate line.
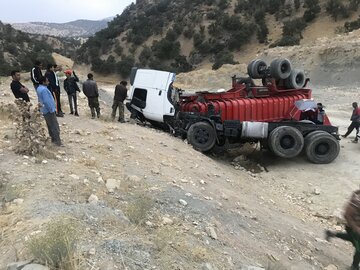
[326, 0, 349, 21]
[212, 50, 238, 70]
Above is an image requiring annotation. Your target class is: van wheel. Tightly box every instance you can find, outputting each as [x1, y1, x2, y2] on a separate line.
[305, 131, 340, 164]
[187, 122, 216, 152]
[269, 126, 304, 158]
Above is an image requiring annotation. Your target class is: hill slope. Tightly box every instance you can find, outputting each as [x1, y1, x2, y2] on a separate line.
[0, 21, 81, 76]
[76, 0, 360, 77]
[12, 19, 111, 38]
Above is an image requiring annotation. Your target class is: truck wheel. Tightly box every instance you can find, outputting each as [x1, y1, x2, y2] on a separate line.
[269, 126, 304, 158]
[305, 131, 340, 164]
[270, 58, 292, 80]
[247, 59, 267, 79]
[285, 69, 305, 89]
[187, 122, 216, 152]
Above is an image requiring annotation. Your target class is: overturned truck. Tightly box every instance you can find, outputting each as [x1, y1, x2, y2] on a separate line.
[126, 59, 340, 164]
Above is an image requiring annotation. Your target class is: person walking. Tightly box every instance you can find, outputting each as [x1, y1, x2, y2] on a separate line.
[36, 76, 62, 146]
[342, 102, 360, 143]
[82, 73, 100, 119]
[111, 81, 128, 123]
[326, 190, 360, 270]
[10, 70, 30, 102]
[30, 60, 43, 90]
[45, 64, 63, 117]
[63, 70, 80, 116]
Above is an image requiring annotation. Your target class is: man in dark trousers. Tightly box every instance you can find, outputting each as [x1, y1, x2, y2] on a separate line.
[112, 81, 128, 123]
[64, 70, 80, 116]
[10, 70, 30, 102]
[326, 190, 360, 270]
[53, 65, 63, 115]
[82, 73, 100, 119]
[342, 102, 360, 143]
[45, 64, 63, 117]
[30, 60, 43, 90]
[36, 76, 62, 146]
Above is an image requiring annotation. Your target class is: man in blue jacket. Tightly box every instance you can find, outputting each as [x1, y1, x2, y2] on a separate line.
[36, 76, 62, 146]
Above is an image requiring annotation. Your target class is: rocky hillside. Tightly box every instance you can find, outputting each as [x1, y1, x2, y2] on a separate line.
[0, 21, 81, 76]
[76, 0, 360, 77]
[12, 18, 112, 38]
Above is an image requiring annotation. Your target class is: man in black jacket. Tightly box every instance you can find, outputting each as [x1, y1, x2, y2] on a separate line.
[30, 60, 43, 90]
[111, 81, 128, 123]
[45, 64, 63, 117]
[53, 65, 63, 115]
[10, 70, 30, 102]
[82, 73, 100, 119]
[64, 70, 80, 116]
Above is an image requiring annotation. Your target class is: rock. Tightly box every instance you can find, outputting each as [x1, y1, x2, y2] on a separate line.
[126, 175, 141, 182]
[324, 265, 338, 270]
[42, 160, 48, 164]
[314, 188, 321, 195]
[179, 199, 188, 206]
[233, 155, 247, 162]
[145, 221, 154, 227]
[83, 179, 89, 184]
[202, 263, 217, 270]
[206, 226, 218, 240]
[22, 265, 49, 270]
[13, 198, 24, 205]
[88, 247, 96, 255]
[162, 217, 174, 225]
[7, 261, 32, 270]
[69, 174, 80, 180]
[88, 194, 99, 205]
[241, 267, 265, 270]
[106, 179, 120, 193]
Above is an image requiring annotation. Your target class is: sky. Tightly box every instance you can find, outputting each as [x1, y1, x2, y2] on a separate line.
[0, 0, 135, 23]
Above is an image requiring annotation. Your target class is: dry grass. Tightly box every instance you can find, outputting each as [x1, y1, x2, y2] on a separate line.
[125, 194, 154, 225]
[27, 217, 83, 270]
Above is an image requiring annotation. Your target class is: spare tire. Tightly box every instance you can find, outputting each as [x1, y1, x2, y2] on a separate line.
[285, 69, 306, 89]
[187, 122, 216, 152]
[247, 59, 267, 79]
[268, 126, 304, 158]
[305, 131, 340, 164]
[270, 58, 292, 80]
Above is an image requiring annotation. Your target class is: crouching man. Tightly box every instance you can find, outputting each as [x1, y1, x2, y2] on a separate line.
[36, 76, 62, 146]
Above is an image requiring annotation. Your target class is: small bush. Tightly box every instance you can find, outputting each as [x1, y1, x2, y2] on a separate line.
[126, 194, 154, 225]
[27, 218, 80, 270]
[212, 50, 238, 70]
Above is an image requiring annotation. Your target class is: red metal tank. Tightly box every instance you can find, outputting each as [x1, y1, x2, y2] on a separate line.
[179, 79, 312, 123]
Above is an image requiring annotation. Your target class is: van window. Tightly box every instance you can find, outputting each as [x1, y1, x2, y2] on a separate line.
[132, 88, 147, 109]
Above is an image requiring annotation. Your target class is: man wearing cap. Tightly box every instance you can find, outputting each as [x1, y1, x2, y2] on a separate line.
[64, 70, 80, 116]
[82, 73, 101, 119]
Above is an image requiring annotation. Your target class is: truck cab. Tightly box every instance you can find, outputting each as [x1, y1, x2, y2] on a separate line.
[127, 68, 176, 123]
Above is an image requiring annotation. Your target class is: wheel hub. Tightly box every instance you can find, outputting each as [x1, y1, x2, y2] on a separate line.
[315, 143, 329, 155]
[280, 135, 295, 149]
[195, 129, 209, 144]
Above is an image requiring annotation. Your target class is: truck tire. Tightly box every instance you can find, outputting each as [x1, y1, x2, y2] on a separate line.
[270, 58, 292, 80]
[247, 59, 267, 79]
[305, 131, 340, 164]
[269, 126, 304, 158]
[285, 69, 305, 89]
[187, 122, 216, 152]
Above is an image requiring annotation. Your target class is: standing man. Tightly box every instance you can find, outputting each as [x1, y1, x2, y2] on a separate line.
[326, 190, 360, 270]
[10, 70, 30, 102]
[342, 102, 360, 143]
[111, 81, 128, 123]
[63, 70, 80, 116]
[36, 76, 62, 146]
[30, 60, 43, 90]
[82, 73, 101, 119]
[45, 64, 63, 117]
[53, 65, 63, 116]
